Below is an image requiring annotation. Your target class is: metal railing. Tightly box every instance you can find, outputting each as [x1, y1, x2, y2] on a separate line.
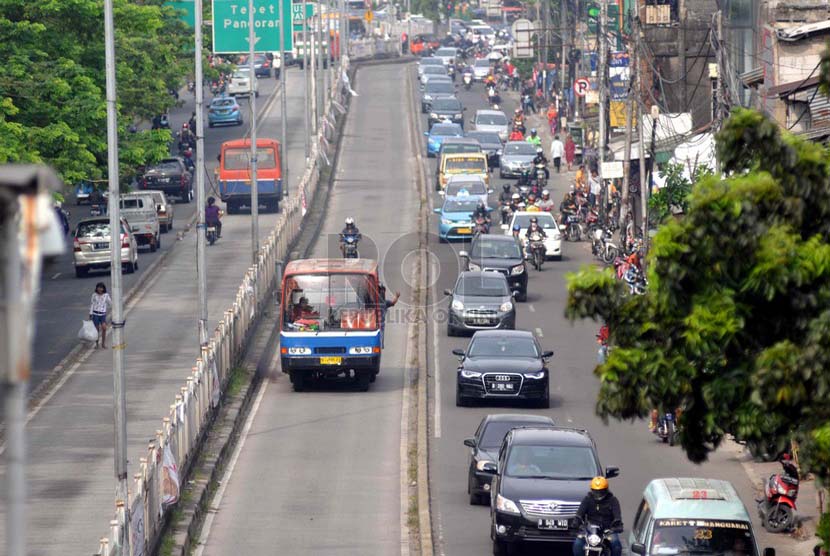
[94, 40, 403, 556]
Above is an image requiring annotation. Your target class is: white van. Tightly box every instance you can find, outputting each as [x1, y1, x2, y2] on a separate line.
[120, 193, 161, 251]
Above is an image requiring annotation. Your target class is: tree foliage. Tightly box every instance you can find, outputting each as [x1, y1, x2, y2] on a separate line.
[0, 0, 191, 186]
[566, 108, 830, 488]
[649, 162, 711, 223]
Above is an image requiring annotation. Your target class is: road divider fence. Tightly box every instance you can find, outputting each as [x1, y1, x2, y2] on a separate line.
[90, 42, 413, 555]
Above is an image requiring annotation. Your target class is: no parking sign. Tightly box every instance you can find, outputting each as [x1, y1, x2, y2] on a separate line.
[573, 78, 590, 97]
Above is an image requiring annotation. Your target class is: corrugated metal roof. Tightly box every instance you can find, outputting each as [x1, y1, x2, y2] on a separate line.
[740, 67, 764, 87]
[777, 20, 830, 41]
[767, 76, 821, 97]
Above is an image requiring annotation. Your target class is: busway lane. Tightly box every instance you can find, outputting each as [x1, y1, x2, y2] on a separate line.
[196, 63, 420, 556]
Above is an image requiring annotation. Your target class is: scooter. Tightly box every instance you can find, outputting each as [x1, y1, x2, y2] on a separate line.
[655, 410, 678, 446]
[758, 455, 799, 533]
[340, 233, 359, 258]
[473, 214, 491, 235]
[462, 71, 473, 90]
[206, 224, 218, 246]
[528, 231, 546, 270]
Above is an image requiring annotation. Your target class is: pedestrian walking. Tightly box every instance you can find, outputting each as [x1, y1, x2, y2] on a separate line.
[546, 104, 558, 135]
[89, 282, 112, 349]
[565, 134, 576, 171]
[549, 134, 565, 174]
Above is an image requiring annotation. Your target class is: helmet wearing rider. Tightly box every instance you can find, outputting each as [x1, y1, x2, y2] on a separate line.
[512, 223, 521, 237]
[529, 128, 537, 137]
[542, 189, 550, 200]
[590, 476, 609, 501]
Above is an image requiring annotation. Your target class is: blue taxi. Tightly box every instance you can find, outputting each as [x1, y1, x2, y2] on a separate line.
[425, 122, 464, 157]
[434, 197, 482, 241]
[629, 478, 774, 556]
[207, 96, 243, 127]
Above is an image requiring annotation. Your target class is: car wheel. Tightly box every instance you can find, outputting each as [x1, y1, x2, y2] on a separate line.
[499, 170, 505, 179]
[455, 388, 468, 407]
[515, 290, 527, 302]
[75, 266, 89, 278]
[447, 324, 456, 337]
[237, 118, 243, 126]
[492, 538, 510, 556]
[469, 476, 482, 505]
[134, 258, 138, 271]
[536, 389, 550, 409]
[161, 223, 168, 234]
[167, 219, 173, 231]
[155, 234, 161, 250]
[149, 238, 157, 252]
[255, 90, 259, 98]
[208, 122, 214, 128]
[355, 371, 371, 392]
[226, 202, 237, 215]
[123, 261, 136, 274]
[290, 371, 305, 392]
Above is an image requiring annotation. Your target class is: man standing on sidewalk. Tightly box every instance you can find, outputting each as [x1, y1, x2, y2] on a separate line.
[589, 168, 601, 208]
[549, 134, 565, 174]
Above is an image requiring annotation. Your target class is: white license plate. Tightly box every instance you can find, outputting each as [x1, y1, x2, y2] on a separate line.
[489, 383, 514, 391]
[538, 519, 568, 530]
[471, 318, 490, 325]
[94, 242, 108, 249]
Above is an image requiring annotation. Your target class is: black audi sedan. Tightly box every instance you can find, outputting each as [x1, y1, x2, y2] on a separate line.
[460, 235, 528, 301]
[445, 271, 517, 336]
[454, 330, 552, 407]
[490, 427, 620, 555]
[464, 414, 556, 505]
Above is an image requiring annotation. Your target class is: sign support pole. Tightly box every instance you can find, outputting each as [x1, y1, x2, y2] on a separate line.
[279, 0, 288, 197]
[303, 17, 311, 160]
[248, 0, 260, 265]
[195, 0, 209, 347]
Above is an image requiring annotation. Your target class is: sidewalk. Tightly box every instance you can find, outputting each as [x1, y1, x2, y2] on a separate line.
[0, 68, 311, 554]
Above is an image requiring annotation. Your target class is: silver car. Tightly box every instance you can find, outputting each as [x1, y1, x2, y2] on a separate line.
[472, 109, 509, 142]
[73, 217, 139, 278]
[499, 141, 538, 178]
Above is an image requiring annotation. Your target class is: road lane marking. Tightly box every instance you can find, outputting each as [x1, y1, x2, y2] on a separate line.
[193, 378, 268, 556]
[535, 327, 544, 338]
[528, 304, 535, 312]
[51, 272, 61, 280]
[432, 257, 442, 439]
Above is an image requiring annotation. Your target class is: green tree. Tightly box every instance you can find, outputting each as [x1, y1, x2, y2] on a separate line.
[0, 0, 191, 186]
[648, 162, 711, 223]
[566, 107, 830, 540]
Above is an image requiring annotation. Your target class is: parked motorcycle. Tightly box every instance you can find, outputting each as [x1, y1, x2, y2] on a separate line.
[528, 231, 546, 270]
[340, 233, 360, 258]
[758, 455, 799, 533]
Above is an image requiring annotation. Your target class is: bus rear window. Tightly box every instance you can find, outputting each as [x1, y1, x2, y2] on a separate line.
[223, 147, 277, 170]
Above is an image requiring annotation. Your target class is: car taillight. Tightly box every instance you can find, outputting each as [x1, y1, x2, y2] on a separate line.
[73, 239, 81, 252]
[141, 178, 147, 189]
[121, 234, 129, 248]
[180, 175, 187, 188]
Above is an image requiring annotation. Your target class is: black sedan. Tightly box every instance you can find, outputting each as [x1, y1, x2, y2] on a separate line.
[466, 130, 503, 169]
[454, 330, 553, 407]
[460, 235, 528, 301]
[464, 413, 556, 505]
[445, 271, 516, 336]
[139, 157, 193, 203]
[427, 97, 466, 128]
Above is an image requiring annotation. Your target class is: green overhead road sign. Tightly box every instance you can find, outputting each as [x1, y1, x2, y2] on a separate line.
[212, 0, 293, 53]
[292, 2, 316, 31]
[165, 0, 196, 27]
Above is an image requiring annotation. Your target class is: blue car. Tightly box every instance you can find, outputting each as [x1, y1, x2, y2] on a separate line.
[208, 96, 243, 127]
[425, 122, 464, 158]
[434, 196, 484, 241]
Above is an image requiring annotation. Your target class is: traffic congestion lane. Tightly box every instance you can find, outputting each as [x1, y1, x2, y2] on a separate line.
[30, 71, 302, 387]
[197, 63, 418, 556]
[419, 69, 783, 556]
[0, 69, 312, 554]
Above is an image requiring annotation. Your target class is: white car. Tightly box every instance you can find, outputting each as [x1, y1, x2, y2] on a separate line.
[472, 58, 491, 81]
[503, 211, 562, 260]
[473, 109, 509, 142]
[434, 47, 458, 67]
[420, 64, 449, 85]
[228, 68, 259, 97]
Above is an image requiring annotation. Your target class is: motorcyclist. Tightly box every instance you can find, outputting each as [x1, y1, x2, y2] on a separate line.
[188, 111, 196, 132]
[511, 223, 521, 239]
[472, 201, 491, 232]
[509, 192, 523, 213]
[537, 190, 555, 212]
[484, 73, 496, 88]
[182, 148, 195, 172]
[512, 108, 525, 133]
[205, 196, 222, 238]
[572, 477, 624, 556]
[532, 147, 550, 179]
[560, 191, 578, 218]
[508, 127, 524, 142]
[526, 128, 542, 147]
[340, 216, 361, 255]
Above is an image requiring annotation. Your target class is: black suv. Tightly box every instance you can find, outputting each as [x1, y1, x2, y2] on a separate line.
[140, 157, 193, 203]
[461, 235, 528, 301]
[490, 427, 619, 555]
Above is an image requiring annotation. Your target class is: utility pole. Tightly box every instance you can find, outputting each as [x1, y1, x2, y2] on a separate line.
[248, 0, 259, 263]
[541, 0, 550, 101]
[597, 0, 608, 223]
[195, 0, 208, 346]
[560, 0, 568, 94]
[619, 32, 636, 233]
[279, 0, 289, 197]
[310, 18, 318, 134]
[104, 0, 130, 551]
[678, 0, 687, 109]
[303, 17, 311, 160]
[317, 11, 325, 121]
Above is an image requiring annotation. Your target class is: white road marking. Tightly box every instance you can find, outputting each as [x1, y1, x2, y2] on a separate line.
[432, 258, 442, 439]
[535, 327, 544, 338]
[528, 304, 535, 312]
[400, 313, 413, 556]
[194, 378, 268, 556]
[51, 272, 61, 280]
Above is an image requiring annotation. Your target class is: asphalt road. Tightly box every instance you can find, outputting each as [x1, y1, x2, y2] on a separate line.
[420, 74, 786, 556]
[196, 63, 418, 556]
[0, 67, 313, 554]
[31, 68, 308, 387]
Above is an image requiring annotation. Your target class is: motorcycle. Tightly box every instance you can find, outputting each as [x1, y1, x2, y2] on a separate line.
[623, 265, 647, 295]
[528, 231, 546, 270]
[592, 229, 619, 264]
[340, 233, 360, 258]
[486, 86, 501, 107]
[655, 410, 679, 446]
[758, 455, 800, 533]
[206, 224, 218, 246]
[563, 213, 582, 242]
[578, 522, 616, 556]
[462, 71, 473, 90]
[533, 164, 548, 187]
[499, 203, 512, 225]
[473, 214, 491, 235]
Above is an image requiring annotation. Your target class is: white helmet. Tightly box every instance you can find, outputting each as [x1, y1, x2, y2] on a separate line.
[345, 217, 355, 226]
[511, 193, 520, 200]
[542, 189, 550, 197]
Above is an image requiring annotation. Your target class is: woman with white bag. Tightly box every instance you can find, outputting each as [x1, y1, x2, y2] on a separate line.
[89, 282, 112, 349]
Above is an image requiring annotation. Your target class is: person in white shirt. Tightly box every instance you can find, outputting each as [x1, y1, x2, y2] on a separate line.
[89, 282, 112, 348]
[549, 135, 565, 174]
[589, 169, 601, 208]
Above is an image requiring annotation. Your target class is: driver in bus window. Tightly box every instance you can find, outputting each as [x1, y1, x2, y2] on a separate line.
[292, 296, 318, 321]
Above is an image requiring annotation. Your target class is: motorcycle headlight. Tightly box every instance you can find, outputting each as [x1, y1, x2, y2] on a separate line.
[510, 264, 525, 275]
[499, 301, 513, 312]
[495, 494, 521, 515]
[588, 534, 602, 547]
[476, 459, 495, 471]
[777, 483, 789, 495]
[460, 369, 482, 379]
[523, 371, 545, 379]
[287, 346, 312, 355]
[467, 262, 481, 271]
[451, 299, 464, 311]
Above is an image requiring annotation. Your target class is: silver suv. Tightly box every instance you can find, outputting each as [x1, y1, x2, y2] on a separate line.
[73, 217, 139, 278]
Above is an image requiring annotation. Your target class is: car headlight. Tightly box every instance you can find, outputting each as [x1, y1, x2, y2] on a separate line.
[467, 262, 481, 271]
[451, 299, 464, 311]
[510, 264, 525, 275]
[429, 113, 438, 119]
[588, 534, 602, 547]
[287, 346, 312, 355]
[441, 218, 452, 225]
[523, 371, 545, 379]
[349, 346, 374, 355]
[553, 233, 561, 241]
[424, 94, 433, 100]
[495, 494, 521, 515]
[461, 369, 482, 379]
[497, 149, 503, 155]
[499, 301, 513, 312]
[476, 460, 495, 471]
[454, 113, 463, 119]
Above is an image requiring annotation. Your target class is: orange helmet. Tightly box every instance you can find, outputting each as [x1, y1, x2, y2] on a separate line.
[590, 476, 609, 491]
